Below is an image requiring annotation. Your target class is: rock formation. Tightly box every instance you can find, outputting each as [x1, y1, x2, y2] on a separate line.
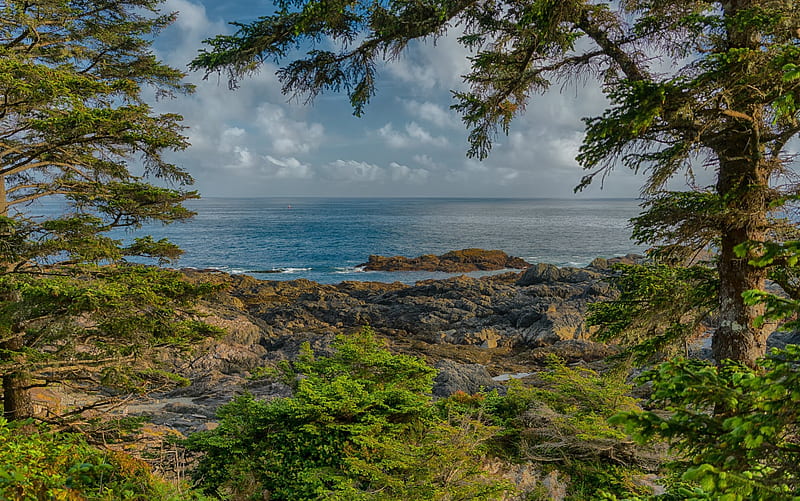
[360, 248, 530, 272]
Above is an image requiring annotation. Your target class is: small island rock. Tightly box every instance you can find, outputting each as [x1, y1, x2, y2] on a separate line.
[360, 248, 530, 272]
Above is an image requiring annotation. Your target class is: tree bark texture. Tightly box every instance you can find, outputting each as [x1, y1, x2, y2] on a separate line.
[1, 335, 33, 420]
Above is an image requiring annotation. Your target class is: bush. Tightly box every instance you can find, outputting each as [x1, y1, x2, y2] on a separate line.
[612, 346, 800, 500]
[0, 418, 206, 500]
[185, 327, 512, 500]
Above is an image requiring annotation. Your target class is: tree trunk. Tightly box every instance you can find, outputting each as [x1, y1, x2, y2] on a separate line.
[0, 174, 32, 419]
[713, 229, 769, 366]
[712, 151, 771, 366]
[1, 335, 33, 420]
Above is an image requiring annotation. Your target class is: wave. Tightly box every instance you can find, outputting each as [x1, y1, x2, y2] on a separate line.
[333, 266, 366, 274]
[250, 267, 312, 274]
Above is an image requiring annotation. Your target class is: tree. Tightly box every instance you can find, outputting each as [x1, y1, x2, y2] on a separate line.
[0, 0, 211, 420]
[185, 327, 511, 500]
[191, 0, 800, 366]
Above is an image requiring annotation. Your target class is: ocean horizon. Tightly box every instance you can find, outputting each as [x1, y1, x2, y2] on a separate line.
[115, 197, 647, 284]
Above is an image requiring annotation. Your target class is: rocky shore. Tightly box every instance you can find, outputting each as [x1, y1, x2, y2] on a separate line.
[112, 252, 645, 435]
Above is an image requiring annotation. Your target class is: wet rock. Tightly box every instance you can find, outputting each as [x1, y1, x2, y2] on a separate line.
[517, 263, 601, 286]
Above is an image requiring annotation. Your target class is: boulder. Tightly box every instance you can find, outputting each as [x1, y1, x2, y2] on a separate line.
[516, 263, 601, 286]
[432, 360, 505, 397]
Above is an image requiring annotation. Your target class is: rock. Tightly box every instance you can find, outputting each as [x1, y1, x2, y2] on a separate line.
[588, 253, 645, 270]
[432, 360, 505, 397]
[767, 330, 800, 350]
[361, 248, 530, 272]
[516, 263, 601, 286]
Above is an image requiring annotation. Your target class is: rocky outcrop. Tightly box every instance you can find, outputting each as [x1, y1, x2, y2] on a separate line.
[177, 257, 622, 378]
[360, 248, 530, 272]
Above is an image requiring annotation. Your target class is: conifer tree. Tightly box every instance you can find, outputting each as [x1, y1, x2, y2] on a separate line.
[0, 0, 211, 420]
[192, 0, 800, 366]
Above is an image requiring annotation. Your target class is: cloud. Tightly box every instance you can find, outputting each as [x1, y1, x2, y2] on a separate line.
[383, 32, 472, 92]
[318, 159, 429, 184]
[255, 103, 325, 155]
[263, 156, 312, 179]
[402, 100, 460, 129]
[322, 160, 383, 182]
[378, 122, 449, 149]
[389, 162, 429, 183]
[143, 0, 649, 198]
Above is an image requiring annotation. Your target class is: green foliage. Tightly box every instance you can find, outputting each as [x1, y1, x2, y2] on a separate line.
[0, 265, 224, 414]
[185, 327, 512, 501]
[0, 417, 208, 500]
[587, 264, 718, 366]
[612, 347, 800, 500]
[472, 358, 654, 500]
[482, 358, 640, 462]
[0, 0, 219, 420]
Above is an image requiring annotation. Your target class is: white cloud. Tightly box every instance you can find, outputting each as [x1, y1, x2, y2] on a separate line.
[255, 103, 325, 155]
[143, 0, 649, 198]
[402, 100, 459, 129]
[384, 32, 472, 92]
[322, 160, 383, 182]
[389, 162, 429, 183]
[263, 156, 312, 179]
[378, 122, 448, 149]
[413, 154, 444, 171]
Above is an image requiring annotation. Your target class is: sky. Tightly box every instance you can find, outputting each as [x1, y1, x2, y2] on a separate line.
[147, 0, 672, 199]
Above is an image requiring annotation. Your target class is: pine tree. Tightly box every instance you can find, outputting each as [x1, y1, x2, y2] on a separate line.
[192, 0, 800, 366]
[0, 0, 211, 420]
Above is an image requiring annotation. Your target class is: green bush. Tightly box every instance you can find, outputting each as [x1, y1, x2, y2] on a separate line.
[477, 357, 656, 500]
[0, 418, 206, 500]
[185, 326, 512, 500]
[612, 346, 800, 500]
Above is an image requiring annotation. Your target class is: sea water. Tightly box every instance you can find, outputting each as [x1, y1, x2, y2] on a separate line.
[122, 197, 646, 284]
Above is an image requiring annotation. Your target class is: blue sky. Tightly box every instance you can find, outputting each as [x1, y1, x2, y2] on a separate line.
[149, 0, 666, 198]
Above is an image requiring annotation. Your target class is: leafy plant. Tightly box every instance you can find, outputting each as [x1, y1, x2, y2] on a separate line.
[0, 0, 212, 421]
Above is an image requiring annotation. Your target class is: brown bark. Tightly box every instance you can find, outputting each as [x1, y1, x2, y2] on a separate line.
[712, 151, 771, 366]
[713, 229, 770, 366]
[0, 173, 33, 419]
[1, 335, 34, 420]
[0, 173, 6, 217]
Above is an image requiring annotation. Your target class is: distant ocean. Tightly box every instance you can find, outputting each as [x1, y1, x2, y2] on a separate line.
[118, 197, 646, 284]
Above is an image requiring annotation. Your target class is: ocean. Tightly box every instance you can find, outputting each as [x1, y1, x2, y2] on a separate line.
[125, 197, 646, 284]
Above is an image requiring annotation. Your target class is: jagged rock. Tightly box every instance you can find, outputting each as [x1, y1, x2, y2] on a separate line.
[432, 360, 504, 397]
[361, 248, 530, 272]
[516, 263, 601, 286]
[588, 253, 645, 270]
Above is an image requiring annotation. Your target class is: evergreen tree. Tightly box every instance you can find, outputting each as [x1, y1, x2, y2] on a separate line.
[0, 0, 210, 420]
[192, 0, 800, 366]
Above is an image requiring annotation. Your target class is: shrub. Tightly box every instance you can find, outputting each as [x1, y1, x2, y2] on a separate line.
[612, 346, 800, 500]
[0, 418, 206, 500]
[185, 326, 512, 500]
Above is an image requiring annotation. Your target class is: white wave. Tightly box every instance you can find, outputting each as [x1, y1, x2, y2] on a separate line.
[333, 266, 366, 274]
[250, 267, 312, 274]
[280, 267, 312, 273]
